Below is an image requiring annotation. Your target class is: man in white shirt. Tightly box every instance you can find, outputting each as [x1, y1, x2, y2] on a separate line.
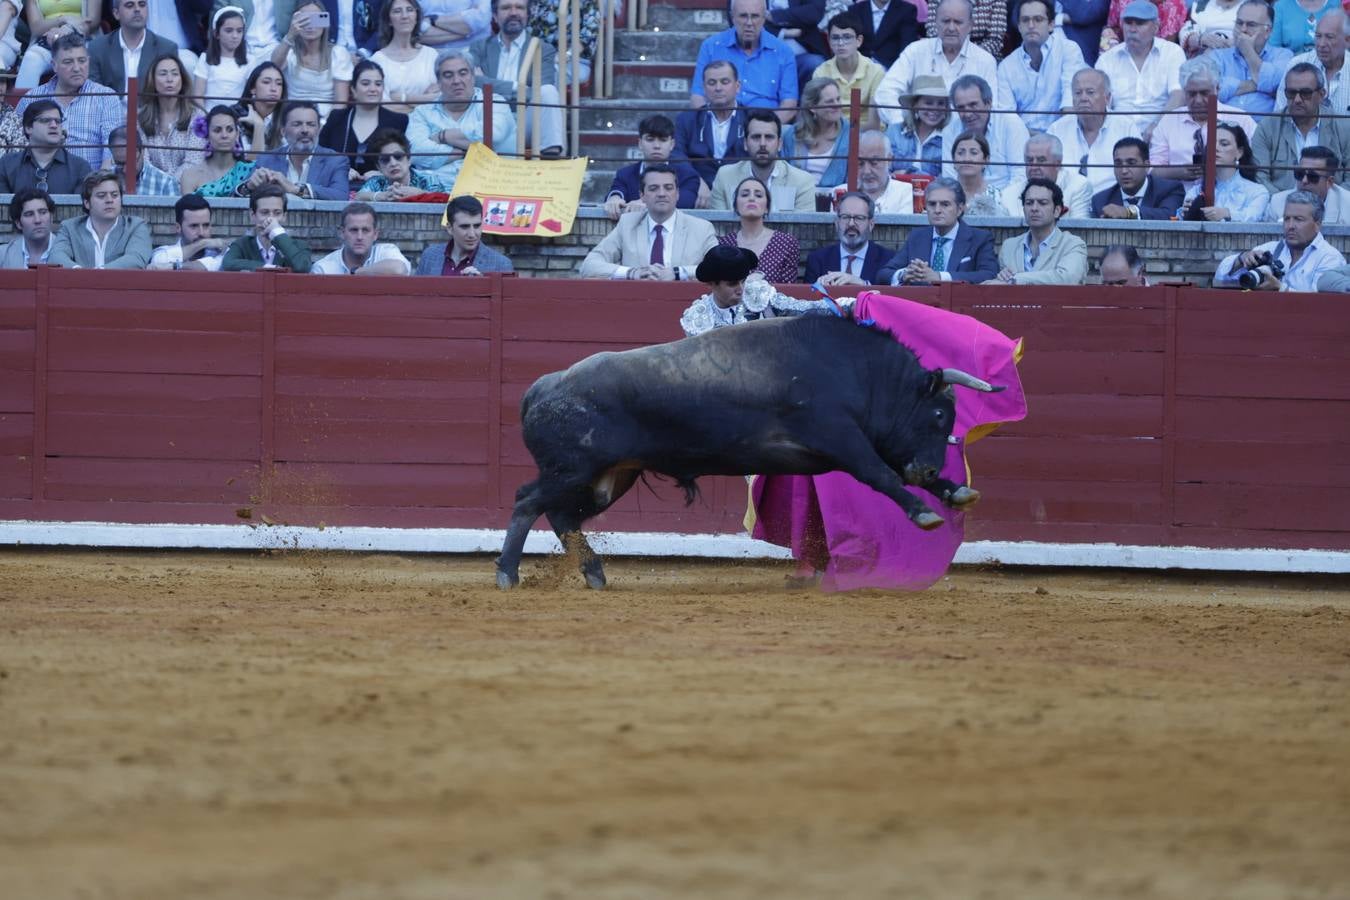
[999, 132, 1093, 218]
[407, 47, 518, 182]
[579, 165, 719, 280]
[311, 202, 412, 275]
[149, 194, 227, 271]
[0, 188, 57, 269]
[997, 0, 1087, 132]
[1214, 191, 1346, 291]
[1094, 0, 1184, 137]
[874, 0, 1001, 127]
[1047, 68, 1142, 193]
[939, 74, 1030, 189]
[855, 128, 915, 214]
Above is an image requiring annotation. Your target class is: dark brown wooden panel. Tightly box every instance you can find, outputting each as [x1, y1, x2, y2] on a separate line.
[1175, 483, 1350, 532]
[966, 477, 1165, 528]
[1017, 349, 1165, 396]
[274, 335, 490, 380]
[276, 376, 489, 423]
[44, 458, 260, 502]
[48, 328, 262, 375]
[971, 435, 1163, 483]
[46, 412, 261, 459]
[0, 373, 35, 413]
[0, 287, 36, 330]
[1174, 397, 1350, 442]
[0, 413, 33, 454]
[995, 394, 1162, 438]
[276, 292, 492, 339]
[47, 372, 261, 416]
[1177, 354, 1350, 401]
[0, 329, 36, 368]
[502, 340, 634, 384]
[274, 418, 488, 464]
[268, 461, 492, 508]
[1176, 306, 1348, 358]
[1175, 440, 1345, 487]
[49, 294, 262, 332]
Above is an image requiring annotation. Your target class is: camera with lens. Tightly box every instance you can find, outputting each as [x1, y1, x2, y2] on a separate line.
[1238, 251, 1285, 289]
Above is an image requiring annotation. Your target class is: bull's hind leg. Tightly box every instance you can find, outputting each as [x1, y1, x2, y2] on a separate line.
[496, 479, 545, 589]
[546, 508, 607, 590]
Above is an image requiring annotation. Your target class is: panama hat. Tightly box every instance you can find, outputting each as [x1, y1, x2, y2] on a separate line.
[899, 75, 950, 108]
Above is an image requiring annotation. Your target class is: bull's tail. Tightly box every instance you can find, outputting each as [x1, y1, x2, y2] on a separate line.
[638, 472, 703, 507]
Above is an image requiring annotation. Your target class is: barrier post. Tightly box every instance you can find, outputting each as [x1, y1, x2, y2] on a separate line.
[1202, 93, 1217, 208]
[847, 88, 861, 192]
[483, 82, 493, 152]
[125, 76, 139, 194]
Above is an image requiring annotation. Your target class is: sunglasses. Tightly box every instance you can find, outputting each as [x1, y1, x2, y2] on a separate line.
[1284, 87, 1322, 99]
[378, 152, 408, 164]
[1294, 167, 1325, 182]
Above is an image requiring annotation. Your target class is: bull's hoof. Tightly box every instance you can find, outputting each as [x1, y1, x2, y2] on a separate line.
[583, 569, 607, 590]
[914, 511, 945, 530]
[496, 569, 519, 590]
[946, 486, 981, 509]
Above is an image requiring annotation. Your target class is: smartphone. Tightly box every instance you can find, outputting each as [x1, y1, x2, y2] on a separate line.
[312, 11, 330, 29]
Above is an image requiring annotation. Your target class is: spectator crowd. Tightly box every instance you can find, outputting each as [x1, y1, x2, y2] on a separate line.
[3, 0, 1350, 290]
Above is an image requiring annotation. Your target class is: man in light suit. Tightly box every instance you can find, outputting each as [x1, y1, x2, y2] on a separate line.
[1252, 63, 1350, 194]
[876, 177, 999, 285]
[1091, 136, 1185, 220]
[470, 0, 564, 157]
[250, 101, 350, 201]
[580, 165, 718, 280]
[846, 0, 920, 70]
[803, 191, 895, 285]
[988, 177, 1088, 285]
[708, 110, 816, 212]
[48, 172, 153, 270]
[88, 0, 181, 89]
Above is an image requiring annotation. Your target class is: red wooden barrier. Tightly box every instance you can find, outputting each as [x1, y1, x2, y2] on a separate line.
[0, 270, 1345, 552]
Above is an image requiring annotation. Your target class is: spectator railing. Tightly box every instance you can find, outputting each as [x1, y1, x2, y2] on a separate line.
[594, 0, 616, 99]
[558, 0, 583, 157]
[515, 37, 544, 159]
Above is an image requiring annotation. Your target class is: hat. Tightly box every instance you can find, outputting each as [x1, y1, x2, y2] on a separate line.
[696, 245, 759, 284]
[900, 75, 949, 107]
[1120, 0, 1159, 21]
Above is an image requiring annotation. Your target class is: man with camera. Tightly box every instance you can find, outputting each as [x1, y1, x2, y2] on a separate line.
[1213, 190, 1345, 291]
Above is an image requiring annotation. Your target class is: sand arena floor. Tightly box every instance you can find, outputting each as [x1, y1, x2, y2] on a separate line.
[0, 549, 1347, 899]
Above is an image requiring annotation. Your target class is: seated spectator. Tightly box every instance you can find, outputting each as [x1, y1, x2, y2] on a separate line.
[1150, 55, 1257, 189]
[1094, 1, 1184, 137]
[885, 74, 948, 176]
[0, 103, 22, 154]
[249, 100, 350, 200]
[1101, 0, 1186, 47]
[813, 12, 887, 122]
[1098, 243, 1149, 285]
[997, 0, 1087, 133]
[1215, 190, 1345, 289]
[1275, 9, 1350, 114]
[1266, 146, 1350, 223]
[193, 7, 257, 108]
[471, 0, 563, 157]
[675, 61, 750, 198]
[139, 53, 207, 177]
[1270, 0, 1339, 53]
[1046, 68, 1142, 194]
[0, 0, 22, 75]
[416, 194, 514, 275]
[236, 61, 289, 155]
[604, 115, 702, 220]
[1181, 121, 1270, 220]
[1253, 63, 1350, 192]
[420, 0, 493, 49]
[578, 165, 718, 281]
[855, 128, 914, 213]
[180, 105, 257, 196]
[14, 0, 99, 89]
[221, 183, 311, 271]
[15, 33, 122, 170]
[940, 74, 1029, 189]
[875, 0, 1000, 128]
[878, 176, 998, 284]
[781, 77, 851, 188]
[1091, 136, 1186, 219]
[680, 245, 832, 335]
[311, 202, 412, 275]
[148, 193, 227, 270]
[1180, 0, 1242, 57]
[999, 132, 1093, 218]
[709, 110, 816, 211]
[805, 190, 896, 285]
[987, 177, 1088, 284]
[1204, 0, 1292, 116]
[0, 188, 58, 268]
[407, 48, 516, 182]
[355, 128, 454, 200]
[950, 129, 1003, 215]
[107, 125, 179, 196]
[717, 175, 801, 283]
[271, 1, 354, 115]
[691, 0, 799, 122]
[48, 172, 153, 269]
[370, 0, 440, 114]
[0, 100, 93, 193]
[319, 61, 409, 186]
[88, 0, 181, 90]
[845, 0, 920, 70]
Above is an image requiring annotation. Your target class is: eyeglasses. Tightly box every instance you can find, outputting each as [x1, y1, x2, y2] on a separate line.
[33, 115, 63, 126]
[1294, 167, 1326, 183]
[1234, 18, 1269, 29]
[1284, 87, 1322, 99]
[828, 33, 859, 43]
[837, 214, 870, 223]
[378, 152, 408, 164]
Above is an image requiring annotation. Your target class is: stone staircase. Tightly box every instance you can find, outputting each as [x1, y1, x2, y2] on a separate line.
[579, 0, 726, 202]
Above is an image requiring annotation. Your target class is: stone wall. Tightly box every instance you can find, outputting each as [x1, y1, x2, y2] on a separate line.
[14, 195, 1350, 287]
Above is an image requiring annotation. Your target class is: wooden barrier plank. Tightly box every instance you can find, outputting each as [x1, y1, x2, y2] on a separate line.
[1175, 483, 1350, 532]
[275, 291, 492, 340]
[971, 435, 1163, 483]
[274, 335, 490, 380]
[0, 291, 36, 330]
[1174, 397, 1349, 441]
[47, 372, 261, 416]
[276, 376, 489, 421]
[1017, 350, 1164, 396]
[45, 458, 260, 502]
[46, 412, 261, 459]
[274, 418, 489, 464]
[50, 297, 262, 332]
[1176, 354, 1350, 400]
[966, 477, 1165, 527]
[0, 373, 35, 413]
[268, 461, 493, 508]
[1176, 307, 1348, 358]
[0, 330, 36, 368]
[993, 394, 1161, 438]
[502, 340, 634, 384]
[1175, 440, 1345, 486]
[48, 328, 262, 375]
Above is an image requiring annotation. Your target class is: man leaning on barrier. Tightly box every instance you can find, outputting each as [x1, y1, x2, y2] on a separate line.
[416, 195, 514, 276]
[1213, 190, 1346, 291]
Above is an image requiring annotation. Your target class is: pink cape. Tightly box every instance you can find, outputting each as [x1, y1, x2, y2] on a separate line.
[748, 292, 1027, 591]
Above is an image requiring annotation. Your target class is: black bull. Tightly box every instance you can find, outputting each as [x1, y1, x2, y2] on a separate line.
[496, 314, 1003, 589]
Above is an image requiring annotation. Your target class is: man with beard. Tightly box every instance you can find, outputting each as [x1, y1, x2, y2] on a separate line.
[804, 191, 895, 285]
[691, 0, 799, 123]
[874, 0, 1001, 128]
[470, 0, 564, 158]
[708, 110, 816, 211]
[987, 177, 1087, 285]
[854, 129, 914, 213]
[148, 193, 228, 271]
[939, 74, 1029, 189]
[250, 101, 351, 200]
[1045, 68, 1141, 194]
[0, 188, 58, 269]
[311, 202, 412, 275]
[876, 176, 999, 285]
[1217, 191, 1345, 291]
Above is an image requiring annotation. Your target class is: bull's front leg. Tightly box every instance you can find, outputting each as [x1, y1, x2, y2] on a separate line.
[829, 431, 945, 530]
[497, 480, 545, 589]
[930, 477, 981, 510]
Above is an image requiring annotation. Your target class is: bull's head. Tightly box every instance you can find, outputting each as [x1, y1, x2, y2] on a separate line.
[899, 368, 1004, 486]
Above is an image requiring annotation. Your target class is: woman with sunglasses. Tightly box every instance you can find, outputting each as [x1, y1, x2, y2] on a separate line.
[355, 128, 453, 200]
[319, 60, 409, 185]
[1180, 121, 1269, 221]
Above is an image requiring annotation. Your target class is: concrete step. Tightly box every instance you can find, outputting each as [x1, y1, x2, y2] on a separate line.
[609, 60, 696, 103]
[645, 2, 727, 32]
[579, 130, 644, 168]
[579, 99, 692, 133]
[615, 28, 712, 60]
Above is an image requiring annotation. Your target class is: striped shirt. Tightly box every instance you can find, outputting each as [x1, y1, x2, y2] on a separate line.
[16, 79, 123, 170]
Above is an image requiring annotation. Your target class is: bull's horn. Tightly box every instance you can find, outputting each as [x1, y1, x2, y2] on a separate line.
[942, 368, 1006, 393]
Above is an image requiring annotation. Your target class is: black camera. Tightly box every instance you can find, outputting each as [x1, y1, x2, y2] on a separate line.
[1237, 251, 1285, 289]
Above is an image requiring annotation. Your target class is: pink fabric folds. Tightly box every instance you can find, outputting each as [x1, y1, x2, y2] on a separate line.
[749, 292, 1027, 591]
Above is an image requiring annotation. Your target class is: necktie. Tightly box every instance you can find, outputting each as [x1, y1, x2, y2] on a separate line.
[845, 254, 858, 275]
[1125, 195, 1140, 205]
[650, 223, 664, 265]
[931, 236, 947, 272]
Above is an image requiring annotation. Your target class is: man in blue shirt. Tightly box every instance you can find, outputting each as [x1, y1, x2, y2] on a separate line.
[1207, 0, 1293, 116]
[997, 0, 1088, 133]
[691, 0, 799, 123]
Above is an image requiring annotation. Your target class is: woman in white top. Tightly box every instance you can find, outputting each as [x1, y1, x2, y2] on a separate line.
[193, 7, 256, 108]
[1179, 0, 1242, 57]
[271, 0, 354, 116]
[370, 0, 440, 114]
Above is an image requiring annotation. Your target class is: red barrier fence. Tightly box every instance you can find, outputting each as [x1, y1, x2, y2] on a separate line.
[0, 269, 1345, 552]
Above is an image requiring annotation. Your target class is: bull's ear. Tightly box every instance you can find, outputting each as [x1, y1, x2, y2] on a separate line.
[924, 369, 945, 397]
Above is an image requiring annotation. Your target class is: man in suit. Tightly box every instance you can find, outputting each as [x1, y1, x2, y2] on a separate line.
[605, 115, 703, 219]
[221, 184, 312, 271]
[88, 0, 181, 89]
[48, 171, 153, 270]
[250, 101, 350, 201]
[1091, 136, 1185, 220]
[416, 195, 515, 276]
[804, 191, 895, 285]
[988, 177, 1088, 285]
[708, 110, 816, 212]
[877, 176, 999, 285]
[0, 189, 58, 269]
[675, 60, 750, 194]
[846, 0, 920, 69]
[1252, 63, 1350, 194]
[580, 165, 718, 281]
[470, 0, 563, 158]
